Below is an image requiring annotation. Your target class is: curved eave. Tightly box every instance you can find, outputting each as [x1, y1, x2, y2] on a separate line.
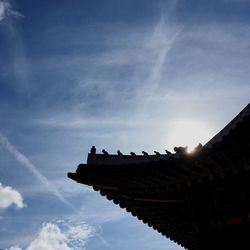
[68, 102, 250, 250]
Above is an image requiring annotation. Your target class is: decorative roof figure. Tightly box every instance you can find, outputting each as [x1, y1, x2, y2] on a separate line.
[194, 143, 203, 153]
[154, 151, 161, 155]
[102, 149, 109, 155]
[90, 146, 96, 155]
[117, 150, 123, 155]
[174, 146, 187, 155]
[165, 149, 171, 154]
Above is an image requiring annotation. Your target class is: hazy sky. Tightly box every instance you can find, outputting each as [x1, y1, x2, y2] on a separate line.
[0, 0, 250, 249]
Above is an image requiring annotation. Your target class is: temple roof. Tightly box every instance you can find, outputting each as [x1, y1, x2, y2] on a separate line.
[68, 102, 250, 250]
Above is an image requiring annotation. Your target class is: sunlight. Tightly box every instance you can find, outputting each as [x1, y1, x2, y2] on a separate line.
[167, 119, 213, 153]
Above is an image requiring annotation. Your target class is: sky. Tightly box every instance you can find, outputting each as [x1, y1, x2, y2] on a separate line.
[0, 0, 250, 249]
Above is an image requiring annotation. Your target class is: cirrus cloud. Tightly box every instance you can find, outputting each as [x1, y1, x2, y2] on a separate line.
[0, 0, 24, 21]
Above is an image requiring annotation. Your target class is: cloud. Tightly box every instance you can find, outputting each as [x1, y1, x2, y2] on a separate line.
[36, 114, 140, 130]
[88, 19, 180, 100]
[0, 0, 28, 95]
[27, 18, 250, 157]
[32, 18, 181, 133]
[0, 1, 8, 21]
[78, 195, 129, 224]
[0, 0, 23, 21]
[7, 221, 94, 250]
[0, 182, 25, 209]
[34, 17, 249, 130]
[141, 18, 181, 92]
[0, 134, 72, 208]
[8, 247, 22, 250]
[27, 17, 180, 115]
[26, 223, 70, 250]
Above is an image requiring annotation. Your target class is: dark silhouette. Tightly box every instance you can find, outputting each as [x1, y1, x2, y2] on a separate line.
[130, 152, 136, 156]
[117, 150, 123, 155]
[165, 149, 172, 154]
[102, 149, 109, 155]
[194, 143, 203, 153]
[142, 151, 149, 156]
[154, 151, 161, 155]
[90, 146, 96, 155]
[68, 102, 250, 250]
[174, 146, 187, 155]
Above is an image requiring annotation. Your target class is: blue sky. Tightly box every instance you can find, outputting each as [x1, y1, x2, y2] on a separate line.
[0, 0, 250, 249]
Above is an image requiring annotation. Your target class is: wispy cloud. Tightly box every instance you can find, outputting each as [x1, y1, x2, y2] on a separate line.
[0, 0, 23, 21]
[36, 115, 140, 130]
[24, 17, 250, 158]
[84, 19, 180, 101]
[0, 182, 25, 209]
[0, 134, 71, 207]
[142, 18, 181, 93]
[77, 195, 129, 225]
[0, 0, 29, 97]
[32, 18, 181, 132]
[32, 17, 250, 133]
[7, 221, 94, 250]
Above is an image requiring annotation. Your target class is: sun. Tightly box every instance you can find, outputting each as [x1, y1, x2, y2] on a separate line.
[167, 119, 213, 153]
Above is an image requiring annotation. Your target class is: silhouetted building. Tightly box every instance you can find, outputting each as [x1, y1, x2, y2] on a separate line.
[68, 103, 250, 250]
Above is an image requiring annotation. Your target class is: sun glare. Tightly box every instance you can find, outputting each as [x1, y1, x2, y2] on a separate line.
[167, 119, 213, 153]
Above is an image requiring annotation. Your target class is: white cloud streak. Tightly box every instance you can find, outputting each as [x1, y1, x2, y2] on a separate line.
[0, 0, 28, 95]
[0, 182, 25, 209]
[34, 19, 181, 133]
[78, 196, 129, 224]
[36, 115, 140, 130]
[143, 19, 180, 92]
[7, 221, 94, 250]
[30, 18, 250, 155]
[0, 134, 71, 208]
[0, 0, 23, 21]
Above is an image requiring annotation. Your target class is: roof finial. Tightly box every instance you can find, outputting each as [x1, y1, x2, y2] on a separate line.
[154, 151, 161, 155]
[174, 146, 187, 155]
[165, 149, 171, 155]
[117, 150, 123, 155]
[102, 149, 109, 155]
[90, 146, 96, 155]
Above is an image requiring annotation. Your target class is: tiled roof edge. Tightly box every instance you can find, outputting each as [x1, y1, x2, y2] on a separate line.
[205, 102, 250, 148]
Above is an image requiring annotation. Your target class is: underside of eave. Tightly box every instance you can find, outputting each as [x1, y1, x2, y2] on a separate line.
[67, 102, 250, 250]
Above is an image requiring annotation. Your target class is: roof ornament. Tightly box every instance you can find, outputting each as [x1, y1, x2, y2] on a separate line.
[174, 146, 187, 155]
[142, 151, 149, 156]
[130, 152, 136, 156]
[102, 149, 109, 155]
[154, 151, 161, 155]
[90, 146, 96, 155]
[117, 150, 123, 155]
[165, 149, 172, 154]
[194, 143, 203, 153]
